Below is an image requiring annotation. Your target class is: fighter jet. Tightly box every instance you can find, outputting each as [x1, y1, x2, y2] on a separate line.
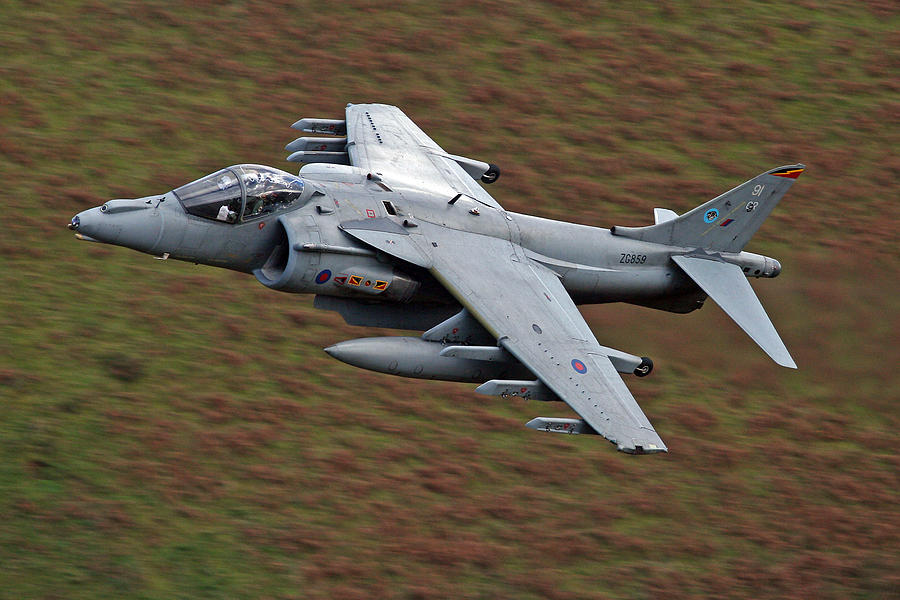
[70, 103, 803, 454]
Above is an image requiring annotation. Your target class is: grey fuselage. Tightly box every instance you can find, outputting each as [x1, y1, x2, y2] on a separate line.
[72, 164, 777, 318]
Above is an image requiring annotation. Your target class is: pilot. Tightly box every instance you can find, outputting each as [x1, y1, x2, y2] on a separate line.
[248, 195, 264, 216]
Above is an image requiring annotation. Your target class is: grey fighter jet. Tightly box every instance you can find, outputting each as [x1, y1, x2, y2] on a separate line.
[70, 103, 803, 454]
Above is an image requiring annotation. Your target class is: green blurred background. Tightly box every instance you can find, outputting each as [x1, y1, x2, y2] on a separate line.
[1, 1, 898, 598]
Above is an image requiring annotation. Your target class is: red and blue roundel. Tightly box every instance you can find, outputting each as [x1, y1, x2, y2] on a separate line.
[315, 269, 332, 284]
[571, 359, 587, 374]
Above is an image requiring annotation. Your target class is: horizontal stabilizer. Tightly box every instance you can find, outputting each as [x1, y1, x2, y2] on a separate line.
[672, 255, 796, 368]
[526, 417, 596, 435]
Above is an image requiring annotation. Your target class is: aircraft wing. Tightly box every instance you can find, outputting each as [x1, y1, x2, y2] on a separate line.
[417, 220, 667, 454]
[339, 103, 665, 453]
[344, 103, 503, 210]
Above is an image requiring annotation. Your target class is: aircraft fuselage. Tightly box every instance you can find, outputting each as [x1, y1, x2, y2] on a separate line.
[72, 164, 778, 321]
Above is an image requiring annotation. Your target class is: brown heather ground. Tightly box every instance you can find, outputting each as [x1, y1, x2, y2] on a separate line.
[0, 1, 898, 598]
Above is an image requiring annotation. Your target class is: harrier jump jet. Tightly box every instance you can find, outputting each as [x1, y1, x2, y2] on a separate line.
[70, 103, 803, 454]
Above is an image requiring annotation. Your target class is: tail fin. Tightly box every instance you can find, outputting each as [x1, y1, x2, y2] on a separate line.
[612, 165, 804, 252]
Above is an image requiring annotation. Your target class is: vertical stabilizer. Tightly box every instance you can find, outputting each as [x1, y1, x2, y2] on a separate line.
[613, 165, 804, 252]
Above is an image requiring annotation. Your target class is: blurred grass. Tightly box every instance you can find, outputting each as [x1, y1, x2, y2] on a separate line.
[1, 1, 898, 599]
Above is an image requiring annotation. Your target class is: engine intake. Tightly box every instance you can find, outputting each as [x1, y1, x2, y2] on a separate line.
[254, 215, 420, 301]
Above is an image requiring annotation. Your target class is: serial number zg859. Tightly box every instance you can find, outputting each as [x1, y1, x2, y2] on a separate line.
[620, 253, 647, 264]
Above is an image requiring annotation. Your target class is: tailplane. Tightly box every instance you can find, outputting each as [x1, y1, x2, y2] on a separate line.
[612, 164, 804, 253]
[672, 255, 796, 368]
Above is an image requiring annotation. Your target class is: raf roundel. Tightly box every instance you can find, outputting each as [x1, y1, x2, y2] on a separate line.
[571, 359, 588, 374]
[315, 269, 332, 284]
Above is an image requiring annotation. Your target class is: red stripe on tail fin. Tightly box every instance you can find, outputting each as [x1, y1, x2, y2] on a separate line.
[770, 167, 804, 179]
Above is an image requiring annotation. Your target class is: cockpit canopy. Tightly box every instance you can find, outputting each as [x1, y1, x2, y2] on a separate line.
[174, 165, 304, 223]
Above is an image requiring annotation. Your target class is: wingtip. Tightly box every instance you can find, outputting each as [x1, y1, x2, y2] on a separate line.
[761, 348, 797, 369]
[773, 350, 798, 369]
[618, 432, 668, 455]
[618, 442, 668, 455]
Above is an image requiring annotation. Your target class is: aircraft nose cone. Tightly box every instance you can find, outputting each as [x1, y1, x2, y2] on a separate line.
[770, 258, 782, 278]
[70, 201, 162, 251]
[72, 207, 108, 243]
